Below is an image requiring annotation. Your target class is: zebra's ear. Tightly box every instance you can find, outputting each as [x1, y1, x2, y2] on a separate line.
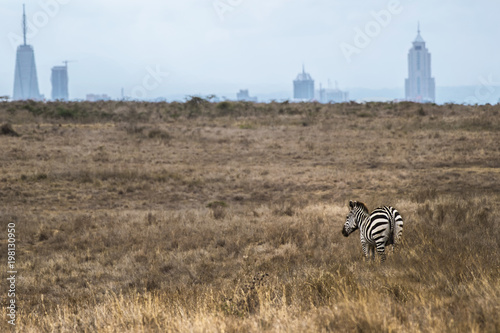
[349, 200, 355, 209]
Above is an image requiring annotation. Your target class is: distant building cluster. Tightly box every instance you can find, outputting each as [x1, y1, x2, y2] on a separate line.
[318, 85, 349, 103]
[12, 5, 71, 102]
[236, 89, 257, 102]
[11, 5, 109, 102]
[291, 66, 349, 103]
[287, 26, 435, 104]
[288, 25, 435, 104]
[86, 94, 111, 102]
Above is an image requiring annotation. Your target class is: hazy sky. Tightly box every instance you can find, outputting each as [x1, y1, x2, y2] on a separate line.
[1, 0, 499, 100]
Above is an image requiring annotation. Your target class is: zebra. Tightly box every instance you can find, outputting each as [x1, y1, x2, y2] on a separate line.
[341, 200, 404, 262]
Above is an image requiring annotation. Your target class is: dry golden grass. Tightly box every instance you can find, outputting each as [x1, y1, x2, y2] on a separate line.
[0, 101, 499, 332]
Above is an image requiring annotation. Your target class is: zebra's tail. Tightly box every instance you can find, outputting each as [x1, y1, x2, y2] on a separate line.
[392, 208, 404, 245]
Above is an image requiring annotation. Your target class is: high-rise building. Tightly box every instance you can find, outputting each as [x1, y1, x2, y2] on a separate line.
[405, 25, 435, 103]
[13, 5, 42, 101]
[51, 64, 69, 101]
[293, 66, 314, 100]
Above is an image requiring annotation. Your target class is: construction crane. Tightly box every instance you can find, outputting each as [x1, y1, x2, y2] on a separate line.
[62, 60, 77, 68]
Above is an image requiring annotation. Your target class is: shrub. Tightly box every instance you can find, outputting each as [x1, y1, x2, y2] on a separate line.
[148, 128, 171, 141]
[207, 201, 228, 220]
[1, 123, 20, 136]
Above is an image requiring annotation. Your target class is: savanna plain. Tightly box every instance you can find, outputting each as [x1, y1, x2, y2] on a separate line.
[0, 100, 499, 332]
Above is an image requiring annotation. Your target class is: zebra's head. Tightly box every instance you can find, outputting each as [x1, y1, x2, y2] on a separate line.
[342, 200, 369, 237]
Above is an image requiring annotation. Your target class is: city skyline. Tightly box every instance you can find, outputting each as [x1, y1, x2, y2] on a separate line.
[1, 1, 499, 103]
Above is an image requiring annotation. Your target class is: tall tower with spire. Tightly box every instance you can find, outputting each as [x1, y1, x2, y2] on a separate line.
[405, 24, 435, 103]
[293, 65, 315, 100]
[13, 4, 42, 100]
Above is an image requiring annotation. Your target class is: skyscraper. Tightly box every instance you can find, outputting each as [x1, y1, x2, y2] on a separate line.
[293, 65, 314, 100]
[51, 64, 69, 101]
[13, 5, 42, 101]
[405, 25, 435, 103]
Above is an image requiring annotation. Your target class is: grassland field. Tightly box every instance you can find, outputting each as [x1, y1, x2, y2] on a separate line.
[0, 100, 499, 332]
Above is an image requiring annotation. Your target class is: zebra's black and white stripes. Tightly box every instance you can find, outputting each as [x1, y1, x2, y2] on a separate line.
[341, 200, 404, 262]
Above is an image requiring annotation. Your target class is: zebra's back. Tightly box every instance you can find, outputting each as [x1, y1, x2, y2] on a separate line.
[367, 206, 404, 246]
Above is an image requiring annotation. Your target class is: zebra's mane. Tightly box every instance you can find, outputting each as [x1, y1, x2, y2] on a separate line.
[349, 200, 369, 214]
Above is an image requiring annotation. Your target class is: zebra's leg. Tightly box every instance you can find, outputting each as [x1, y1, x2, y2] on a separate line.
[376, 243, 387, 263]
[369, 244, 376, 261]
[361, 242, 369, 261]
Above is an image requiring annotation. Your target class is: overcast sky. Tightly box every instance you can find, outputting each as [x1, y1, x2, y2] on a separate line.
[1, 0, 499, 100]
